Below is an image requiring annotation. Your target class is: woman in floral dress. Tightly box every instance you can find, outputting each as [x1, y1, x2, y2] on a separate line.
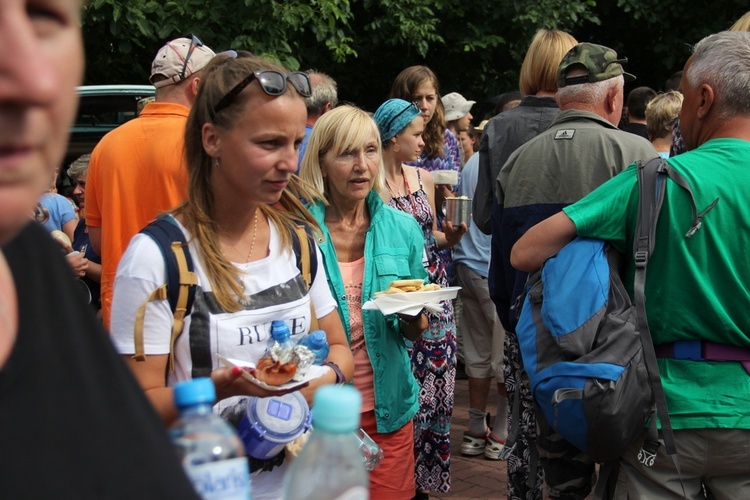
[373, 98, 466, 497]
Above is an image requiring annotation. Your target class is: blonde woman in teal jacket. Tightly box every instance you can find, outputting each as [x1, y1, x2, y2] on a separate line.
[301, 105, 428, 500]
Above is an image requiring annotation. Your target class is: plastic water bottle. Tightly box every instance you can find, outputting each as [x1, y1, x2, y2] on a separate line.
[170, 378, 251, 500]
[295, 330, 330, 365]
[354, 427, 384, 471]
[236, 392, 311, 460]
[265, 320, 296, 355]
[282, 385, 368, 500]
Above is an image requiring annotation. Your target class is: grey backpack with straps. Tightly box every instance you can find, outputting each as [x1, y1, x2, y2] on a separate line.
[508, 157, 718, 491]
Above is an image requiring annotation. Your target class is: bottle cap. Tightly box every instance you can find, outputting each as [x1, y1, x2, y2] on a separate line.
[271, 320, 291, 341]
[312, 385, 361, 433]
[239, 393, 312, 459]
[173, 377, 216, 409]
[307, 330, 327, 348]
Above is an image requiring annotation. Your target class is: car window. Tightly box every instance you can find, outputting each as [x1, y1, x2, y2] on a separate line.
[74, 95, 142, 128]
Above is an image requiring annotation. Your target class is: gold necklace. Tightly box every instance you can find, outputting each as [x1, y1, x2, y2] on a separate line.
[224, 210, 259, 263]
[244, 210, 260, 262]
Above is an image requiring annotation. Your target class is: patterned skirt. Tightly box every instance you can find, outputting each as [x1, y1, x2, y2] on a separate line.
[410, 306, 457, 493]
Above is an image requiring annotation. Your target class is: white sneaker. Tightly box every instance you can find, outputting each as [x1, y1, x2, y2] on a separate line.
[484, 432, 506, 460]
[461, 431, 488, 456]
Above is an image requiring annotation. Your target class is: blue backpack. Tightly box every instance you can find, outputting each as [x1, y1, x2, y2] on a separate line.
[514, 158, 718, 467]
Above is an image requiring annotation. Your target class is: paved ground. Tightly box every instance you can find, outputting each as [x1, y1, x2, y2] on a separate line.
[432, 378, 508, 500]
[432, 377, 599, 500]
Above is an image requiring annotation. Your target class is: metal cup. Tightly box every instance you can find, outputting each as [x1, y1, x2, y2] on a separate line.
[442, 196, 472, 227]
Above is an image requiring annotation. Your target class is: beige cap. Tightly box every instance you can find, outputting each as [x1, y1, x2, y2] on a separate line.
[150, 37, 215, 88]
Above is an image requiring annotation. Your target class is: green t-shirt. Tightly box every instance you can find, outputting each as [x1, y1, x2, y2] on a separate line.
[564, 138, 750, 430]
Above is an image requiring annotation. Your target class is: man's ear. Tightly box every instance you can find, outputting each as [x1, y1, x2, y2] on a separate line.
[188, 77, 201, 102]
[322, 102, 334, 114]
[696, 84, 715, 120]
[203, 122, 220, 158]
[608, 86, 620, 114]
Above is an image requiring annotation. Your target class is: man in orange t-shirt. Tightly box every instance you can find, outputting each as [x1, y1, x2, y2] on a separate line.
[87, 36, 215, 328]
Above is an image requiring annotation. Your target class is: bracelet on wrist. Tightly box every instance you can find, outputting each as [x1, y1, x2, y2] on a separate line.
[324, 361, 346, 384]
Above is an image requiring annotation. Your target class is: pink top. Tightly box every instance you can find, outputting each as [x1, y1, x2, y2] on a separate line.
[339, 257, 375, 411]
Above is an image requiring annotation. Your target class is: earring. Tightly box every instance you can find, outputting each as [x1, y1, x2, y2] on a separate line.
[214, 157, 220, 168]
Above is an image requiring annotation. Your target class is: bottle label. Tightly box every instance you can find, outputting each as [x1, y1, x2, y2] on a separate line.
[184, 456, 251, 500]
[333, 486, 369, 500]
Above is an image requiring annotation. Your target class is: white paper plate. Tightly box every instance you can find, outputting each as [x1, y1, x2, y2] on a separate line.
[362, 286, 461, 316]
[217, 355, 328, 392]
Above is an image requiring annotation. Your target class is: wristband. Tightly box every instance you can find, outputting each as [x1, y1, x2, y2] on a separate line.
[324, 361, 346, 384]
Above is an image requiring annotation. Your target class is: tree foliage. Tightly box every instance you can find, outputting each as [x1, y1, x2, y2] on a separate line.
[81, 0, 749, 117]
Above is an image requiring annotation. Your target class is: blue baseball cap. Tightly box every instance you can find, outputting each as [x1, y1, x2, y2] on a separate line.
[373, 98, 422, 142]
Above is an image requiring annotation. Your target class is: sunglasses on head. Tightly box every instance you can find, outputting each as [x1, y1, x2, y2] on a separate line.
[214, 70, 313, 114]
[383, 101, 421, 132]
[179, 34, 204, 81]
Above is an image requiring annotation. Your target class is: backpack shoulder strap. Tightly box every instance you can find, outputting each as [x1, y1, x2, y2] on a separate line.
[634, 157, 678, 461]
[634, 157, 719, 465]
[133, 215, 198, 373]
[291, 223, 319, 331]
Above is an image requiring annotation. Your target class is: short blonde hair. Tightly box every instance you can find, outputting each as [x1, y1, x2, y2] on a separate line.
[645, 91, 683, 141]
[730, 11, 750, 31]
[519, 29, 578, 96]
[300, 105, 384, 199]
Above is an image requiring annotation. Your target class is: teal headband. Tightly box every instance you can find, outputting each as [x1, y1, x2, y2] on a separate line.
[373, 98, 422, 142]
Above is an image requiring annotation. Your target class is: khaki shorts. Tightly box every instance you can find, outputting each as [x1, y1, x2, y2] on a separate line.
[456, 263, 504, 380]
[615, 428, 750, 499]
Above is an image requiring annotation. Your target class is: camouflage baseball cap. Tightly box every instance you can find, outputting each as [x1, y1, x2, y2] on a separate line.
[557, 42, 636, 88]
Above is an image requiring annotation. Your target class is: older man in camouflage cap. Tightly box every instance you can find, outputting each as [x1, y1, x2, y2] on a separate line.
[556, 42, 636, 87]
[492, 42, 656, 499]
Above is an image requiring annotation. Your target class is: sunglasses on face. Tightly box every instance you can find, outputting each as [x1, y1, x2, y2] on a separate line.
[179, 34, 204, 81]
[383, 101, 421, 132]
[214, 70, 313, 113]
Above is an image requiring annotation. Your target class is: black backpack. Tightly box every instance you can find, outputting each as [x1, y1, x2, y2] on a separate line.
[132, 214, 318, 372]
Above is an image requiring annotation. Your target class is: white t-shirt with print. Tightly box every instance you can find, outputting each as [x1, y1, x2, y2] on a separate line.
[110, 216, 336, 387]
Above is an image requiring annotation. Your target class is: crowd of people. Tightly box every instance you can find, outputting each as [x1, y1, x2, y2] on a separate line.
[3, 0, 750, 498]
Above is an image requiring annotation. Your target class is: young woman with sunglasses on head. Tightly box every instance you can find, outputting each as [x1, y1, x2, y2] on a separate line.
[373, 98, 466, 497]
[110, 52, 353, 499]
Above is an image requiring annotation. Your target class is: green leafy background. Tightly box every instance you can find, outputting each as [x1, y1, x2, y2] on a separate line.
[82, 0, 749, 118]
